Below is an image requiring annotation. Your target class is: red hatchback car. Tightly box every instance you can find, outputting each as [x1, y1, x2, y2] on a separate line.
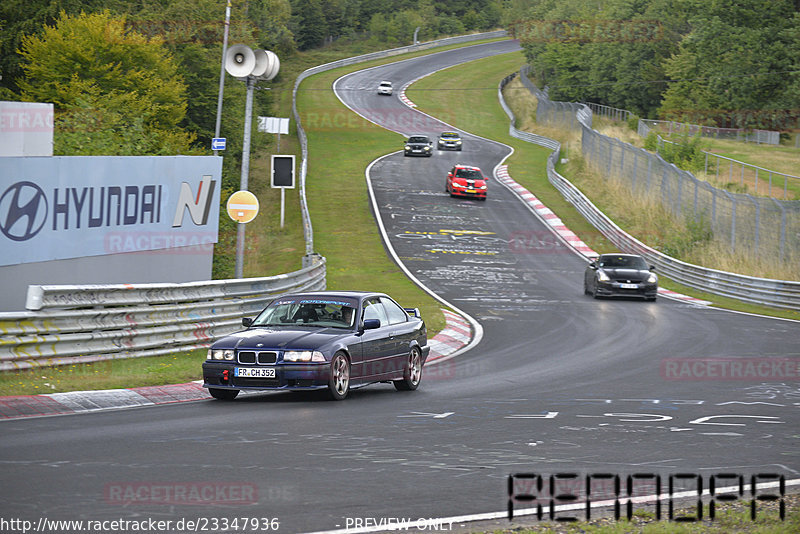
[446, 164, 488, 200]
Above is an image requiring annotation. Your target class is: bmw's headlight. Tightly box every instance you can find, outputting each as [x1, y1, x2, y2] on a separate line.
[284, 350, 325, 362]
[424, 146, 431, 151]
[597, 270, 610, 282]
[405, 145, 411, 150]
[209, 349, 234, 360]
[647, 273, 658, 283]
[455, 140, 462, 145]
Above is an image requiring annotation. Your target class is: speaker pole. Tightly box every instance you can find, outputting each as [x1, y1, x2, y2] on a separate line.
[235, 75, 256, 278]
[213, 0, 232, 157]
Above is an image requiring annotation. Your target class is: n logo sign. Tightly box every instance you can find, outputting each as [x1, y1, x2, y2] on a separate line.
[172, 176, 217, 227]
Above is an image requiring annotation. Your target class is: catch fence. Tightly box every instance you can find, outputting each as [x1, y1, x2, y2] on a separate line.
[518, 66, 799, 265]
[501, 70, 800, 309]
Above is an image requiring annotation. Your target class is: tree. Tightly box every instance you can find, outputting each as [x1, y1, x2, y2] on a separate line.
[17, 10, 195, 154]
[659, 0, 800, 128]
[291, 0, 327, 49]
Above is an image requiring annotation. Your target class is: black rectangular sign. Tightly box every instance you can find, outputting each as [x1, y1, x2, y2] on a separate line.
[271, 155, 295, 189]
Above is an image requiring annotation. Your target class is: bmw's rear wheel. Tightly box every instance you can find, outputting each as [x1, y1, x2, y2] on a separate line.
[209, 388, 239, 401]
[328, 352, 350, 400]
[394, 346, 422, 391]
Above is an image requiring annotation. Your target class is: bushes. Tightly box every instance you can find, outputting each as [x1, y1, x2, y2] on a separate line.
[644, 130, 707, 173]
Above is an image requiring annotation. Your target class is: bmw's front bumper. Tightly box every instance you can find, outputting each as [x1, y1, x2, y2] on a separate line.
[202, 361, 330, 391]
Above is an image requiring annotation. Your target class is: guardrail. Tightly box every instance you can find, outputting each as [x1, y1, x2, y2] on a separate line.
[0, 259, 326, 371]
[0, 32, 509, 371]
[500, 71, 800, 310]
[292, 29, 508, 259]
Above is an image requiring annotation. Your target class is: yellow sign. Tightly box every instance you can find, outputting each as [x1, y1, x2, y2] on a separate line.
[226, 190, 259, 223]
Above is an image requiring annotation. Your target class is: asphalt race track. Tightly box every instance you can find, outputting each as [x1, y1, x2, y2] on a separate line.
[1, 40, 799, 533]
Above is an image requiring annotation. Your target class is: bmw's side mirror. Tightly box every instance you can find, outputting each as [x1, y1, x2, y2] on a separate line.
[362, 319, 381, 331]
[650, 265, 656, 271]
[588, 261, 597, 269]
[242, 317, 253, 327]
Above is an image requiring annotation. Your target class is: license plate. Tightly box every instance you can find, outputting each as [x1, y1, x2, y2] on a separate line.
[620, 283, 639, 289]
[466, 189, 476, 193]
[235, 367, 276, 378]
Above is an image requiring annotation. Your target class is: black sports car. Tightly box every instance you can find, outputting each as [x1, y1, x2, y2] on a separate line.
[404, 135, 433, 157]
[584, 253, 658, 301]
[202, 291, 430, 400]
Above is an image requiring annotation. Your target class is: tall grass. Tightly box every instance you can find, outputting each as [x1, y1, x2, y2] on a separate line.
[505, 79, 798, 281]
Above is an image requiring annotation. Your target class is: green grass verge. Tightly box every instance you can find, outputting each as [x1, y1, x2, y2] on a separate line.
[0, 351, 208, 396]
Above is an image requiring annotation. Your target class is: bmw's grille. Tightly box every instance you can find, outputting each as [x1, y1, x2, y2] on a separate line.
[257, 352, 278, 364]
[237, 351, 278, 365]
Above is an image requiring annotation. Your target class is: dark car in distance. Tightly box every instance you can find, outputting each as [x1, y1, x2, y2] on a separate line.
[584, 253, 658, 301]
[202, 291, 430, 400]
[404, 135, 433, 157]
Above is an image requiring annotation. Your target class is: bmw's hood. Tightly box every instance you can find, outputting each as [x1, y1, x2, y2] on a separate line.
[220, 327, 344, 350]
[601, 268, 651, 282]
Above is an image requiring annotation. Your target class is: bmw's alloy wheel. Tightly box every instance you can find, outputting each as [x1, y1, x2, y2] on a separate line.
[394, 346, 422, 391]
[329, 352, 350, 400]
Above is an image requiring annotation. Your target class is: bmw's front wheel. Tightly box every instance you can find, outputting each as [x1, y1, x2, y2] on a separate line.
[394, 346, 422, 391]
[328, 352, 350, 400]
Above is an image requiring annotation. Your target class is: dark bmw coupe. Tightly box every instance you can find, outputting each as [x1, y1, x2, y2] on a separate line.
[584, 253, 658, 301]
[202, 291, 430, 400]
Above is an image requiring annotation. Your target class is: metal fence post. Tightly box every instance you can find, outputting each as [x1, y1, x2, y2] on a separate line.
[748, 195, 760, 254]
[771, 198, 786, 260]
[755, 167, 759, 195]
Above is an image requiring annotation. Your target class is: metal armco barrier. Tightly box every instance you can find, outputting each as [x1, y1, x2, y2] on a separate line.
[0, 259, 326, 371]
[0, 32, 507, 370]
[500, 71, 800, 310]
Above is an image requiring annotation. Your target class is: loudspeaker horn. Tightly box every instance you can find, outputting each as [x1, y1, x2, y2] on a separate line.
[225, 44, 256, 78]
[255, 50, 280, 81]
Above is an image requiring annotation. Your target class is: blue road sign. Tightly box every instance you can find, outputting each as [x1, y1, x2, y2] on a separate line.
[212, 138, 226, 151]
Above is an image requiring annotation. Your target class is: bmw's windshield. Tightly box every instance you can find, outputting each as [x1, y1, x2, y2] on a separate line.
[252, 298, 357, 329]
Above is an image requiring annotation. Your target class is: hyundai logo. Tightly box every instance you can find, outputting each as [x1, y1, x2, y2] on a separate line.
[0, 181, 48, 241]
